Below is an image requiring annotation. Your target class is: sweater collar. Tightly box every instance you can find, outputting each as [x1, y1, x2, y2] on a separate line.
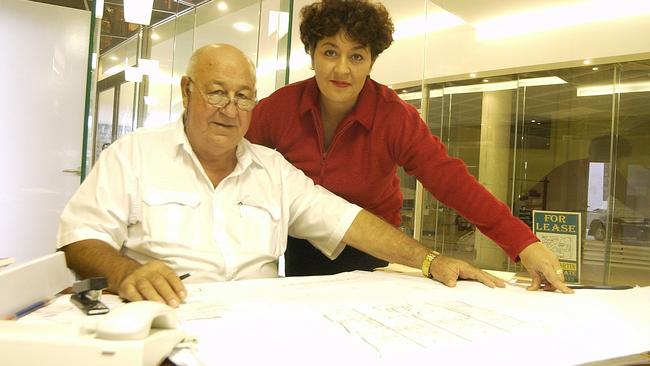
[299, 77, 377, 131]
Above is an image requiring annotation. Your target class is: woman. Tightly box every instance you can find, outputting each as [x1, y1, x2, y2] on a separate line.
[247, 0, 568, 292]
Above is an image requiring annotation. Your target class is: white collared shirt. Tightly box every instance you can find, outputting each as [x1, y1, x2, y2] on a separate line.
[57, 119, 361, 281]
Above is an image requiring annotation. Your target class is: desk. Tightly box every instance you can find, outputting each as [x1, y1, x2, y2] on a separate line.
[22, 271, 650, 365]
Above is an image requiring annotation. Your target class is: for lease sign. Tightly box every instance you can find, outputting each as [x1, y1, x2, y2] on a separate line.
[532, 210, 581, 283]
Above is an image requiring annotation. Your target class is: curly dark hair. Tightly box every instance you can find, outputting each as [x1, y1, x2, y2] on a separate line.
[299, 0, 394, 60]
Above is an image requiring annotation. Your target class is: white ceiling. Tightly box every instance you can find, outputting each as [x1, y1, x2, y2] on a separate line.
[431, 0, 587, 24]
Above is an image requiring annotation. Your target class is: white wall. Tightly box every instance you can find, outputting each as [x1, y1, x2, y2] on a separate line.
[0, 0, 90, 263]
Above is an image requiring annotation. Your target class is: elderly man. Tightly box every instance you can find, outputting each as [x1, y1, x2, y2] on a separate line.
[57, 44, 570, 308]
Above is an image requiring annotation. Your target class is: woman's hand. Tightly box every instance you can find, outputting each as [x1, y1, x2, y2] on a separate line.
[519, 242, 574, 294]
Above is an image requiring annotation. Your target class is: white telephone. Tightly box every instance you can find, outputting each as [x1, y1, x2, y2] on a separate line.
[0, 301, 186, 366]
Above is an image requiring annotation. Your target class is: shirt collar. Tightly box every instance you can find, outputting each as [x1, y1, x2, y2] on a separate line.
[299, 77, 377, 131]
[233, 139, 256, 174]
[175, 116, 191, 153]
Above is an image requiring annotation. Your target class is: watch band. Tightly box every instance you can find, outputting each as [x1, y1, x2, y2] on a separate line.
[421, 250, 440, 278]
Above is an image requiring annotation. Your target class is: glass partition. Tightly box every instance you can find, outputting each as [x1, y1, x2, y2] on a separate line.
[411, 61, 650, 286]
[145, 17, 180, 128]
[514, 66, 618, 280]
[169, 13, 197, 124]
[99, 37, 138, 80]
[117, 81, 135, 138]
[93, 0, 290, 156]
[94, 88, 115, 161]
[606, 60, 650, 284]
[396, 88, 424, 237]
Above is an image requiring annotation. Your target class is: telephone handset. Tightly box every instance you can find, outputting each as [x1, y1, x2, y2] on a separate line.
[94, 300, 180, 340]
[0, 300, 187, 366]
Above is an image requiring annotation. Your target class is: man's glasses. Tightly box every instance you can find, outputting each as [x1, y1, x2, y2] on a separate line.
[188, 78, 256, 112]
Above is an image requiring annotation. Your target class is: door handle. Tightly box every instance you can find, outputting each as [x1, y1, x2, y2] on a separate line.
[62, 167, 82, 176]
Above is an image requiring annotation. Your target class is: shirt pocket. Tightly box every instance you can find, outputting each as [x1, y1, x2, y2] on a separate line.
[236, 201, 281, 257]
[142, 189, 202, 248]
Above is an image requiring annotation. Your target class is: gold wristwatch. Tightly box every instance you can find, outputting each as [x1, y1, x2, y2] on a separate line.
[421, 250, 440, 279]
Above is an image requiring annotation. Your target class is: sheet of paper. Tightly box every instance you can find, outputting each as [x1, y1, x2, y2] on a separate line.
[19, 271, 649, 365]
[179, 272, 650, 365]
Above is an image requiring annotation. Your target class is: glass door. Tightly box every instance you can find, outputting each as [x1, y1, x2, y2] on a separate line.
[94, 88, 115, 162]
[117, 82, 136, 138]
[93, 72, 136, 164]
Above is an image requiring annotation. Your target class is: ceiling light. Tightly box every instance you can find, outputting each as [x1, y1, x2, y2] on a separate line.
[151, 33, 160, 41]
[577, 81, 650, 96]
[95, 0, 104, 19]
[103, 65, 124, 78]
[518, 76, 567, 87]
[398, 89, 444, 100]
[482, 79, 489, 83]
[445, 80, 516, 95]
[583, 59, 592, 65]
[125, 66, 143, 82]
[124, 0, 154, 25]
[233, 22, 254, 32]
[592, 67, 599, 71]
[398, 92, 421, 101]
[430, 89, 443, 98]
[138, 58, 159, 76]
[443, 76, 567, 95]
[217, 2, 228, 11]
[469, 73, 477, 78]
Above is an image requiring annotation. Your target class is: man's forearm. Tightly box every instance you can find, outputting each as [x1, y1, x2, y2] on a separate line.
[342, 210, 428, 269]
[61, 239, 141, 293]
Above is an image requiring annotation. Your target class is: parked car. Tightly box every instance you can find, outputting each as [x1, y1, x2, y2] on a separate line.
[587, 209, 650, 242]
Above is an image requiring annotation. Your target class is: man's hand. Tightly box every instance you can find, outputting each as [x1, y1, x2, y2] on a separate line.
[429, 256, 506, 288]
[519, 242, 573, 294]
[118, 260, 187, 307]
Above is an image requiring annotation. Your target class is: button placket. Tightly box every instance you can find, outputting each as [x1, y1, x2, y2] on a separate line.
[213, 185, 236, 280]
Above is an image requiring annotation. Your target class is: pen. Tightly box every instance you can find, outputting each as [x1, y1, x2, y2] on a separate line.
[567, 284, 633, 290]
[507, 281, 634, 291]
[179, 273, 191, 281]
[4, 299, 50, 320]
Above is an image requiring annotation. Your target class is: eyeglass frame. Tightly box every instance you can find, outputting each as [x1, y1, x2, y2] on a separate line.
[187, 77, 257, 112]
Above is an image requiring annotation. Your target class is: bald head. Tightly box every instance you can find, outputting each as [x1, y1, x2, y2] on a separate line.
[180, 44, 257, 166]
[186, 44, 256, 84]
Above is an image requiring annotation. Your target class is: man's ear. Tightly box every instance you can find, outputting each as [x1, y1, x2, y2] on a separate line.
[180, 76, 191, 109]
